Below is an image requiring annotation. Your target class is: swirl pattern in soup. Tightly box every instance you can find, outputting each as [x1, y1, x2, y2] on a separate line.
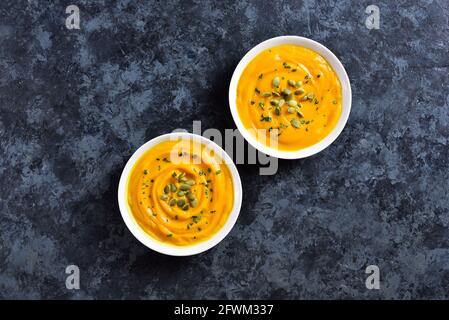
[126, 139, 234, 246]
[236, 44, 342, 151]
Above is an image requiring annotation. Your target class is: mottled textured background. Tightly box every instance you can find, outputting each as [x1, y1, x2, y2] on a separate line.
[0, 0, 448, 299]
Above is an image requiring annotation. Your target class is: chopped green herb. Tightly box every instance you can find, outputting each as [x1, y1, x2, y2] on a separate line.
[260, 115, 272, 122]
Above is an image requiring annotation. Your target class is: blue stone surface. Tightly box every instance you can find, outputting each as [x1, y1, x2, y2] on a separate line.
[0, 0, 448, 299]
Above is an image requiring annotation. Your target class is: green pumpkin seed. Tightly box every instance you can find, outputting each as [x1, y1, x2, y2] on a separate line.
[288, 100, 298, 107]
[177, 191, 186, 197]
[177, 172, 185, 182]
[307, 92, 315, 100]
[164, 185, 170, 194]
[255, 87, 261, 94]
[262, 92, 271, 97]
[278, 99, 285, 107]
[180, 183, 191, 191]
[185, 179, 195, 186]
[182, 204, 190, 211]
[297, 111, 304, 118]
[190, 199, 198, 208]
[169, 198, 176, 206]
[294, 88, 305, 95]
[275, 106, 281, 116]
[287, 107, 296, 114]
[270, 99, 279, 107]
[187, 192, 195, 201]
[272, 91, 280, 97]
[160, 194, 168, 201]
[291, 118, 300, 128]
[288, 79, 296, 87]
[296, 81, 303, 87]
[272, 77, 280, 88]
[170, 183, 177, 192]
[282, 88, 292, 96]
[177, 199, 186, 207]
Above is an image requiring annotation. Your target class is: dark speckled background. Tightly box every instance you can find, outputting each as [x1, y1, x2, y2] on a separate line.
[1, 0, 449, 299]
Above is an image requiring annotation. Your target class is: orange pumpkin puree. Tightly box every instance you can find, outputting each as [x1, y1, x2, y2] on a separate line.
[237, 44, 342, 151]
[126, 139, 234, 246]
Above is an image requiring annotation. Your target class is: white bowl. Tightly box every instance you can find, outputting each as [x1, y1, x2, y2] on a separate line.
[117, 132, 243, 256]
[229, 35, 352, 159]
